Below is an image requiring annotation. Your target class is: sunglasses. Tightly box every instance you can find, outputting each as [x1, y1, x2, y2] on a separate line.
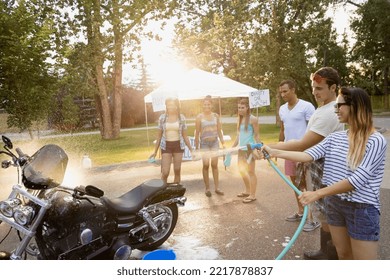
[334, 103, 350, 109]
[310, 73, 336, 85]
[310, 73, 327, 83]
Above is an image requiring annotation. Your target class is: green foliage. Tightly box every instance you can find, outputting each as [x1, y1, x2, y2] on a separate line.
[173, 0, 349, 109]
[349, 0, 390, 109]
[0, 1, 56, 132]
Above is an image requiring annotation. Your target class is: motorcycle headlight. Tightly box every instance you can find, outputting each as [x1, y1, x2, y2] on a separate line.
[0, 198, 22, 217]
[13, 205, 35, 226]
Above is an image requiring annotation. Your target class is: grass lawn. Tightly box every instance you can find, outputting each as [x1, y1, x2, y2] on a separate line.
[4, 123, 280, 167]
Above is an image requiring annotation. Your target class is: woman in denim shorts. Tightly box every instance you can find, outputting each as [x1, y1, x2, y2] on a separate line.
[195, 96, 225, 197]
[260, 87, 387, 259]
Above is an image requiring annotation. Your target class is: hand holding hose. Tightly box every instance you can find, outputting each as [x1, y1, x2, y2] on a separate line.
[298, 190, 321, 207]
[249, 143, 273, 160]
[247, 141, 309, 260]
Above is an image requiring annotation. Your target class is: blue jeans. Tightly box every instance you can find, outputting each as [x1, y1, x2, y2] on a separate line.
[325, 195, 380, 241]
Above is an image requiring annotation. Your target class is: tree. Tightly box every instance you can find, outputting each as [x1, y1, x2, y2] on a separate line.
[0, 0, 56, 137]
[173, 0, 349, 120]
[349, 0, 390, 109]
[48, 0, 178, 139]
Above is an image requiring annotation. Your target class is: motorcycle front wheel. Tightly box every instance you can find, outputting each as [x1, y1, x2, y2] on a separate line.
[138, 203, 178, 251]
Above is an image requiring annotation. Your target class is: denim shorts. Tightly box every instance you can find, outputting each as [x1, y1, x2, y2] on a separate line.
[200, 139, 219, 150]
[325, 195, 380, 241]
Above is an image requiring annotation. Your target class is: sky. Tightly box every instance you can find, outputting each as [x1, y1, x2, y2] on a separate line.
[122, 2, 360, 86]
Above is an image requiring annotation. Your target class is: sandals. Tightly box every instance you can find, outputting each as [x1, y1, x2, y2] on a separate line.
[243, 197, 257, 203]
[237, 192, 250, 198]
[215, 190, 224, 195]
[206, 190, 224, 196]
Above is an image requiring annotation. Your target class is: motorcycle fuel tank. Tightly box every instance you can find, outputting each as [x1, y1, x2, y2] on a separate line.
[44, 191, 106, 225]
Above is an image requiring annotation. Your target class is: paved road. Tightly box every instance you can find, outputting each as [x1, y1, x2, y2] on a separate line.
[0, 116, 389, 260]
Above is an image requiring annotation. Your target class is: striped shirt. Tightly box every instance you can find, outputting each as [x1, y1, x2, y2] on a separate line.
[305, 130, 387, 212]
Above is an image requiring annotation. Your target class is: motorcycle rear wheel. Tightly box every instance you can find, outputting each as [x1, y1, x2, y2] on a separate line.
[138, 203, 178, 251]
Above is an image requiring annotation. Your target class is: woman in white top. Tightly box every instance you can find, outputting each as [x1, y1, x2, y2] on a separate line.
[150, 97, 193, 183]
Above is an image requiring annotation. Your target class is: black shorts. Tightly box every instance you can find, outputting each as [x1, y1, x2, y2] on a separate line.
[162, 141, 184, 154]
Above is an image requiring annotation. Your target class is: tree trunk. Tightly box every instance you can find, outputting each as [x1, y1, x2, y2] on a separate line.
[91, 0, 113, 139]
[111, 0, 123, 139]
[384, 66, 389, 110]
[95, 63, 113, 139]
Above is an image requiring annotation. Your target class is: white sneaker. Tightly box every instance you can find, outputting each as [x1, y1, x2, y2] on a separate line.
[303, 221, 320, 232]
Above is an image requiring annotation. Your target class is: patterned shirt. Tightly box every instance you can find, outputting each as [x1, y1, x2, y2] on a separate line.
[158, 113, 187, 150]
[200, 113, 219, 141]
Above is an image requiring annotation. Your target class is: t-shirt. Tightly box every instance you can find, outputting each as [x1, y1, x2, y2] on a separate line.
[279, 99, 315, 141]
[307, 101, 344, 137]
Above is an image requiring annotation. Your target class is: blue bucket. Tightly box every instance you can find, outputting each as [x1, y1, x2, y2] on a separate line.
[142, 249, 176, 260]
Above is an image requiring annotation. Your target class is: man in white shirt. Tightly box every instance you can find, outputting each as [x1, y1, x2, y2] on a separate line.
[278, 80, 315, 224]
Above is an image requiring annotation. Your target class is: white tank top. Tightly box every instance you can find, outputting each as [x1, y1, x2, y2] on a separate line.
[165, 121, 180, 141]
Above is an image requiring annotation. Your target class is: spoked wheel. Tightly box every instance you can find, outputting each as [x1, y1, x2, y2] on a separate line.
[138, 203, 178, 251]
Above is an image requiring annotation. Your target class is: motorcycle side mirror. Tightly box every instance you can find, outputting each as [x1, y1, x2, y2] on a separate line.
[2, 136, 13, 149]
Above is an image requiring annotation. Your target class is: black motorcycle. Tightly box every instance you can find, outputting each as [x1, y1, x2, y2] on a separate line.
[0, 135, 186, 260]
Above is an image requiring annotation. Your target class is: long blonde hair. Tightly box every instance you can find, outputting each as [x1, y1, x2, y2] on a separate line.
[340, 87, 375, 169]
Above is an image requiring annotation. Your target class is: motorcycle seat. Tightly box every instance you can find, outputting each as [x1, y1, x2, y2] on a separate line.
[100, 179, 166, 214]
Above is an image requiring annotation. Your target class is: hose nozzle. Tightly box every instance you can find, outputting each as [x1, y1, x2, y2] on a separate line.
[247, 143, 270, 159]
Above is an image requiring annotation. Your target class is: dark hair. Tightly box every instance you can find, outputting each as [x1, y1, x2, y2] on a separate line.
[203, 95, 212, 104]
[314, 67, 341, 89]
[338, 87, 374, 169]
[165, 97, 181, 116]
[279, 80, 296, 89]
[339, 87, 373, 121]
[237, 98, 251, 131]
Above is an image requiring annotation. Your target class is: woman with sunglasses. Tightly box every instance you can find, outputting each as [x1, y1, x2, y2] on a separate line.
[260, 87, 387, 259]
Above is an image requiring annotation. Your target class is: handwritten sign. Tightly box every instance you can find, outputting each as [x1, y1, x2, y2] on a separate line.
[183, 137, 196, 161]
[151, 95, 166, 112]
[249, 89, 270, 109]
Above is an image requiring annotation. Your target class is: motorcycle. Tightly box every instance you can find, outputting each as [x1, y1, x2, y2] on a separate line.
[0, 135, 186, 260]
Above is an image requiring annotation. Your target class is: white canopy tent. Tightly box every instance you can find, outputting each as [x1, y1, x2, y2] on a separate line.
[143, 68, 260, 151]
[144, 68, 258, 112]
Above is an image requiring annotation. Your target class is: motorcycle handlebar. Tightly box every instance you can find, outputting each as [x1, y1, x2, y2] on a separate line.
[16, 148, 26, 157]
[15, 147, 29, 166]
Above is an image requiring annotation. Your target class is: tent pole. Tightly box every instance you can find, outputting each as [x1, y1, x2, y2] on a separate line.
[218, 97, 222, 117]
[145, 101, 150, 147]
